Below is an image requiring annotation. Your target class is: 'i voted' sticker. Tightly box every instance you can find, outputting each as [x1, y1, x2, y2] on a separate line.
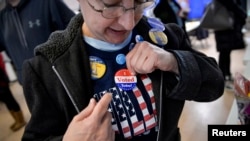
[114, 69, 137, 91]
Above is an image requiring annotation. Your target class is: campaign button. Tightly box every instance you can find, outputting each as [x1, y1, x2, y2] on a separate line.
[135, 35, 144, 43]
[89, 56, 106, 79]
[116, 54, 126, 65]
[147, 17, 165, 31]
[114, 69, 137, 91]
[149, 28, 168, 46]
[129, 42, 135, 51]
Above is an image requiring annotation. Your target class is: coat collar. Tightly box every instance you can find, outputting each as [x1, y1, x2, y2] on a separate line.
[35, 14, 83, 63]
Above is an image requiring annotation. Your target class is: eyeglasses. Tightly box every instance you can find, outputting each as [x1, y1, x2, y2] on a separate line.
[87, 0, 155, 19]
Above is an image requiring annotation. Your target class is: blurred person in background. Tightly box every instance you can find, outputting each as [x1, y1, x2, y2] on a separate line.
[0, 52, 26, 131]
[0, 0, 5, 10]
[0, 0, 75, 85]
[214, 0, 247, 89]
[153, 0, 190, 43]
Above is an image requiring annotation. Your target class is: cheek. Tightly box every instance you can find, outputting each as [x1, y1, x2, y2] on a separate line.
[85, 17, 113, 38]
[90, 18, 111, 31]
[135, 14, 143, 24]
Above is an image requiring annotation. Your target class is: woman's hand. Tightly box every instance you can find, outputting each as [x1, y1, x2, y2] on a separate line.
[63, 93, 115, 141]
[126, 41, 179, 75]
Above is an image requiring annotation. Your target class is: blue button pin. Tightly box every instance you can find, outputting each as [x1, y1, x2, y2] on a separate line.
[116, 54, 126, 65]
[147, 17, 165, 31]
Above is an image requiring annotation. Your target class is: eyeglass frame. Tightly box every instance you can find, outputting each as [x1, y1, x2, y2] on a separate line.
[86, 0, 155, 19]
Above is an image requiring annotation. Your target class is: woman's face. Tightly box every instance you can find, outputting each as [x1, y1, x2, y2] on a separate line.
[80, 0, 144, 44]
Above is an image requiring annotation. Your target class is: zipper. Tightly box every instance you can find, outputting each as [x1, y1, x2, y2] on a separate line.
[156, 71, 163, 141]
[52, 65, 80, 113]
[11, 9, 28, 48]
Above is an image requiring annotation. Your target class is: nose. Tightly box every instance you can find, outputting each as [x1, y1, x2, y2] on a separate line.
[117, 10, 135, 30]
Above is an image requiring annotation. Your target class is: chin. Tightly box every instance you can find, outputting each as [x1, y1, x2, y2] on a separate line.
[109, 39, 126, 44]
[106, 36, 127, 44]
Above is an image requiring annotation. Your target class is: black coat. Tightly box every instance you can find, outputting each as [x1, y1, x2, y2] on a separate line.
[214, 0, 247, 51]
[22, 14, 224, 141]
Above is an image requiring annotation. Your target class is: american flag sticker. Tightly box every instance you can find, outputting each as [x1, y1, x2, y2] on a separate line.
[93, 74, 157, 138]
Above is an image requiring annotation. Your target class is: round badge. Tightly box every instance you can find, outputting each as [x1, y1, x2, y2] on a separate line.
[116, 54, 126, 65]
[129, 42, 135, 51]
[149, 28, 168, 46]
[147, 17, 165, 31]
[114, 69, 137, 91]
[89, 56, 106, 80]
[135, 35, 144, 43]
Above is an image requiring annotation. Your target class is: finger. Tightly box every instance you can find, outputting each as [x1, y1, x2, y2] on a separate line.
[141, 51, 157, 73]
[142, 58, 155, 73]
[134, 47, 149, 71]
[101, 112, 115, 140]
[131, 50, 142, 71]
[126, 44, 140, 75]
[112, 130, 115, 141]
[91, 93, 112, 121]
[75, 98, 96, 121]
[101, 111, 112, 124]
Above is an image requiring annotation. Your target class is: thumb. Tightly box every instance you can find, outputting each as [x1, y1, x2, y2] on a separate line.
[75, 98, 96, 121]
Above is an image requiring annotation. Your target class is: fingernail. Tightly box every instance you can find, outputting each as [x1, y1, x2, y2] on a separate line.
[89, 98, 95, 104]
[106, 93, 112, 97]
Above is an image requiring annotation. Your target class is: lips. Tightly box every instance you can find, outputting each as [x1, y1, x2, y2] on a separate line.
[105, 28, 130, 44]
